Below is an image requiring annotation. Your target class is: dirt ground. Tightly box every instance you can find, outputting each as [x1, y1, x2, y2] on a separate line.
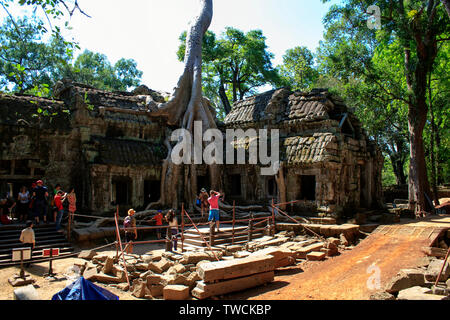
[0, 242, 167, 300]
[224, 233, 431, 300]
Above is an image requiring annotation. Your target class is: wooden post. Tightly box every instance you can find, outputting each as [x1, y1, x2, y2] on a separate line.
[67, 212, 72, 242]
[232, 201, 236, 245]
[181, 204, 185, 253]
[271, 198, 276, 236]
[248, 213, 254, 242]
[209, 222, 215, 247]
[19, 250, 25, 279]
[113, 205, 130, 288]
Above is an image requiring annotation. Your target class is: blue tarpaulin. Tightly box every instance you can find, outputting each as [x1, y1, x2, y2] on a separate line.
[52, 277, 119, 300]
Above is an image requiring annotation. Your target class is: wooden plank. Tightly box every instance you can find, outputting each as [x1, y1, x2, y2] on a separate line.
[197, 255, 275, 283]
[192, 271, 274, 300]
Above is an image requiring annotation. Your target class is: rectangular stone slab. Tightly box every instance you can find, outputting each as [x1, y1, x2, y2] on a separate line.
[293, 243, 324, 259]
[197, 255, 275, 283]
[192, 271, 274, 300]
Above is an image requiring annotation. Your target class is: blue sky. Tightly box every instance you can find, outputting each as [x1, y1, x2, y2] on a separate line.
[2, 0, 340, 92]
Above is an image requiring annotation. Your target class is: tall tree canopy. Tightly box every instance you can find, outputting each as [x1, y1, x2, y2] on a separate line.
[57, 50, 143, 92]
[319, 0, 450, 214]
[279, 46, 319, 91]
[0, 16, 73, 94]
[177, 27, 281, 116]
[0, 16, 143, 95]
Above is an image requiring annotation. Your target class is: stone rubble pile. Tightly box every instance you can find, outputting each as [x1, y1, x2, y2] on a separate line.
[73, 230, 354, 300]
[371, 254, 450, 300]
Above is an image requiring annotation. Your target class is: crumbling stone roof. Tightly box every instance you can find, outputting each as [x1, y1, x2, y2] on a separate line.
[0, 93, 70, 130]
[87, 136, 167, 166]
[224, 88, 352, 126]
[282, 133, 339, 164]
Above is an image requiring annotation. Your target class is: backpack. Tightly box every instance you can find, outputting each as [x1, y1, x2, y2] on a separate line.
[124, 216, 132, 229]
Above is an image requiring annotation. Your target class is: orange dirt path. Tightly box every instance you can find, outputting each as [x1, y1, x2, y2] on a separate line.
[224, 217, 450, 300]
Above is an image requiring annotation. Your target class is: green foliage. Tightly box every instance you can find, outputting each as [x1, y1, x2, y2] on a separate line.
[58, 50, 143, 92]
[0, 15, 143, 96]
[178, 27, 282, 115]
[316, 0, 450, 187]
[0, 16, 74, 94]
[279, 46, 319, 91]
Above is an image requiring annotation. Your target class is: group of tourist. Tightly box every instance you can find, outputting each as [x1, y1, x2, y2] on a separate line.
[0, 180, 77, 233]
[123, 189, 224, 254]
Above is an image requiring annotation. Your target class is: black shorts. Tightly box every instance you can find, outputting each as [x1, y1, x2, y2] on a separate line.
[125, 232, 136, 242]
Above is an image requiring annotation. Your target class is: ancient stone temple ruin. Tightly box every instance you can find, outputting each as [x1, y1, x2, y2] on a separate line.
[222, 88, 384, 215]
[0, 81, 383, 217]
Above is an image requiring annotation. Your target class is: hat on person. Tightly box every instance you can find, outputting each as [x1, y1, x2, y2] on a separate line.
[201, 188, 206, 193]
[158, 210, 162, 213]
[36, 180, 43, 184]
[128, 209, 136, 215]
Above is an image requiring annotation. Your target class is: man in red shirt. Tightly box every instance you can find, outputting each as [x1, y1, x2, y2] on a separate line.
[208, 190, 221, 233]
[54, 190, 67, 232]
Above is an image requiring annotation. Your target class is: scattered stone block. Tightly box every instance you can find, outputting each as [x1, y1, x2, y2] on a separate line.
[369, 291, 395, 300]
[180, 252, 218, 265]
[306, 251, 326, 261]
[197, 255, 275, 283]
[95, 272, 123, 284]
[432, 285, 449, 296]
[135, 263, 150, 271]
[131, 279, 149, 298]
[385, 269, 426, 293]
[233, 251, 251, 259]
[251, 248, 296, 268]
[148, 284, 164, 297]
[397, 286, 449, 300]
[161, 274, 188, 286]
[255, 237, 289, 250]
[415, 256, 433, 268]
[425, 259, 450, 282]
[167, 264, 187, 274]
[13, 283, 40, 300]
[339, 233, 349, 246]
[92, 254, 110, 263]
[293, 243, 324, 259]
[421, 247, 448, 258]
[185, 272, 201, 289]
[163, 285, 190, 300]
[192, 271, 274, 300]
[225, 245, 243, 253]
[78, 250, 97, 260]
[102, 257, 114, 275]
[117, 283, 129, 291]
[146, 274, 163, 286]
[83, 267, 99, 281]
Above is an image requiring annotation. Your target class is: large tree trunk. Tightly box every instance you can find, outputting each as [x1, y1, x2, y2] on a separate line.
[404, 43, 434, 217]
[218, 79, 232, 114]
[148, 0, 222, 210]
